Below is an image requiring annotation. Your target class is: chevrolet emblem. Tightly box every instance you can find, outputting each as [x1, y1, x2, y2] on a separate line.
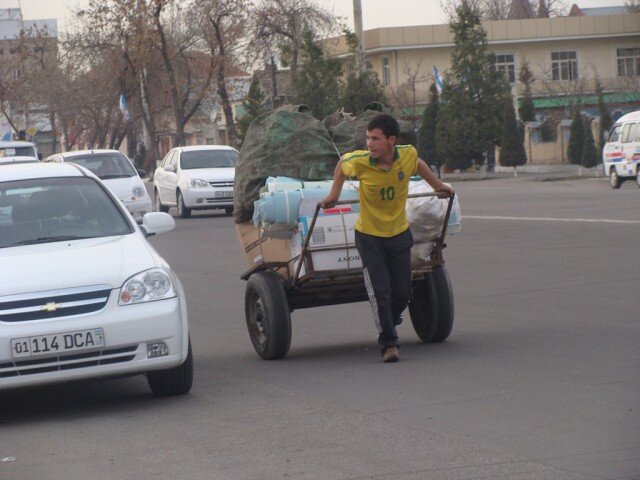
[41, 302, 62, 312]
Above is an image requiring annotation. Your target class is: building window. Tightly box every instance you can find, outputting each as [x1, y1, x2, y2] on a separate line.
[495, 54, 515, 83]
[382, 57, 390, 86]
[617, 47, 640, 76]
[551, 51, 578, 81]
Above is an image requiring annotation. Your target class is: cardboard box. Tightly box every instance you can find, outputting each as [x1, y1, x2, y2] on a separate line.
[298, 212, 359, 250]
[289, 245, 362, 278]
[235, 223, 296, 268]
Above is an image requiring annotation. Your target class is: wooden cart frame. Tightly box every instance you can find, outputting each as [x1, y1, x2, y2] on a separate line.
[238, 193, 456, 359]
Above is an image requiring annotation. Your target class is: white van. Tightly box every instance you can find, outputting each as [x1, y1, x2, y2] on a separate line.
[603, 110, 640, 189]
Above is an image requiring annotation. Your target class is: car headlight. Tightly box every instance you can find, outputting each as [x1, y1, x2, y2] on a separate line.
[189, 178, 209, 188]
[132, 185, 146, 198]
[119, 268, 176, 305]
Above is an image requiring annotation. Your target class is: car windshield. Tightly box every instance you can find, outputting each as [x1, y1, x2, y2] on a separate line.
[0, 177, 133, 248]
[68, 153, 137, 179]
[0, 146, 36, 158]
[180, 150, 238, 169]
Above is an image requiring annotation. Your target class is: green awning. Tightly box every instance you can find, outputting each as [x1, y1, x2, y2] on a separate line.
[532, 92, 640, 109]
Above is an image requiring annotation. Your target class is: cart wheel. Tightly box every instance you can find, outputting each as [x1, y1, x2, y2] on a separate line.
[409, 265, 454, 342]
[245, 271, 291, 360]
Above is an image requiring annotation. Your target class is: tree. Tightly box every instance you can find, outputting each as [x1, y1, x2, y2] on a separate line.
[626, 0, 640, 13]
[417, 83, 442, 176]
[436, 0, 505, 171]
[251, 0, 339, 81]
[498, 87, 527, 175]
[201, 0, 251, 149]
[581, 117, 598, 169]
[518, 60, 536, 123]
[294, 30, 342, 119]
[339, 31, 387, 114]
[389, 59, 428, 129]
[151, 0, 216, 146]
[567, 105, 584, 165]
[237, 76, 269, 145]
[440, 0, 568, 20]
[595, 79, 612, 150]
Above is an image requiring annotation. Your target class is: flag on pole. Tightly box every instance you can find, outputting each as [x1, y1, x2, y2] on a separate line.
[119, 93, 132, 123]
[433, 66, 444, 94]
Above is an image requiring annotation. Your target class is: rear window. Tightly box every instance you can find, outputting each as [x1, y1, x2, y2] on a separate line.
[67, 152, 137, 179]
[0, 146, 36, 158]
[180, 150, 238, 169]
[0, 177, 132, 248]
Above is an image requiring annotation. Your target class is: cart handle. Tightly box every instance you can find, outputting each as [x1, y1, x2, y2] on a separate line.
[292, 192, 455, 287]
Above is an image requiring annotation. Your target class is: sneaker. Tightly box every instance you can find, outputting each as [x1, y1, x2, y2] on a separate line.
[382, 346, 399, 363]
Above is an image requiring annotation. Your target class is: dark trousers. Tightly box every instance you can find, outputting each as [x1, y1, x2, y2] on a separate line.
[355, 228, 413, 348]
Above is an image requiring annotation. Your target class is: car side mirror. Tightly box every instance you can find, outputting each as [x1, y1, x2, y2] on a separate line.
[137, 168, 147, 178]
[603, 131, 610, 142]
[164, 164, 176, 173]
[38, 153, 43, 161]
[140, 212, 175, 237]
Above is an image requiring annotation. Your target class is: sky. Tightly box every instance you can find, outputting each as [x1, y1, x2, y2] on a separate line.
[0, 0, 626, 32]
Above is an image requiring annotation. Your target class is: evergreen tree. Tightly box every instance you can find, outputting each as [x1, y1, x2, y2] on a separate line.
[294, 30, 342, 119]
[498, 87, 527, 174]
[417, 83, 442, 176]
[237, 76, 269, 145]
[595, 79, 612, 150]
[338, 30, 387, 113]
[567, 106, 584, 165]
[436, 0, 505, 171]
[581, 117, 598, 168]
[518, 60, 536, 123]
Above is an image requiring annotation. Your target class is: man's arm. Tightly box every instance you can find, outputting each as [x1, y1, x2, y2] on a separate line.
[416, 158, 454, 198]
[321, 161, 347, 209]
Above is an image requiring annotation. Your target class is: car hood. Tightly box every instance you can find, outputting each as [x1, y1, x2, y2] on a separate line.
[0, 233, 159, 296]
[180, 167, 235, 181]
[102, 176, 149, 200]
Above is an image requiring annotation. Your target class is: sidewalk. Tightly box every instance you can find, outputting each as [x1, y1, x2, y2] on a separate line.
[440, 164, 607, 182]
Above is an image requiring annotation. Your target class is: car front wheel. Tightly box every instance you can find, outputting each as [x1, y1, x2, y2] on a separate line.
[155, 189, 169, 213]
[177, 190, 191, 218]
[610, 169, 621, 189]
[147, 339, 193, 396]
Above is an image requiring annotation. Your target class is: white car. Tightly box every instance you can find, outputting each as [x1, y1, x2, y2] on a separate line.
[153, 145, 238, 218]
[0, 163, 192, 396]
[0, 140, 40, 163]
[46, 150, 153, 221]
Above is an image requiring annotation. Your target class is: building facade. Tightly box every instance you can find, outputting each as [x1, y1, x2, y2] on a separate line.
[327, 9, 639, 121]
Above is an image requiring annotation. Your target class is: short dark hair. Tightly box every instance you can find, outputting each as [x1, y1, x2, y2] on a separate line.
[367, 114, 399, 139]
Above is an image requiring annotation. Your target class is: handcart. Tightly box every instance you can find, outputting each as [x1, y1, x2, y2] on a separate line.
[236, 192, 456, 360]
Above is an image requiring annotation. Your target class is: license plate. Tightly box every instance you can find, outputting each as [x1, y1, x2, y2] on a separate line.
[11, 328, 105, 359]
[215, 191, 233, 198]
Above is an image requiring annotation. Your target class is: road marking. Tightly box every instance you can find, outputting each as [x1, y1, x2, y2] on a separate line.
[464, 215, 640, 225]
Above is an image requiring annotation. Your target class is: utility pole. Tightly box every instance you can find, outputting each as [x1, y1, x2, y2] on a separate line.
[353, 0, 365, 74]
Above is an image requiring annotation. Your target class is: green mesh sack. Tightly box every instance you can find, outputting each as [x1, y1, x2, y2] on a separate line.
[234, 106, 340, 223]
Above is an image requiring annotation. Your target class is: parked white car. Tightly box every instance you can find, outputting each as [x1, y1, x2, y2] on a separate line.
[153, 145, 238, 218]
[0, 140, 40, 163]
[602, 110, 640, 189]
[46, 150, 152, 220]
[0, 163, 192, 396]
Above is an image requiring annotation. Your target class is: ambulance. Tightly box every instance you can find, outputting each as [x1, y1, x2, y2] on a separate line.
[603, 110, 640, 189]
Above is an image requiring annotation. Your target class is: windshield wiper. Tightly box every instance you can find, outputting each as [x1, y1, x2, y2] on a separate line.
[14, 235, 92, 245]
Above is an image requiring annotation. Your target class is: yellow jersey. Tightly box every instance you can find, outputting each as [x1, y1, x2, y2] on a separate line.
[341, 145, 418, 237]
